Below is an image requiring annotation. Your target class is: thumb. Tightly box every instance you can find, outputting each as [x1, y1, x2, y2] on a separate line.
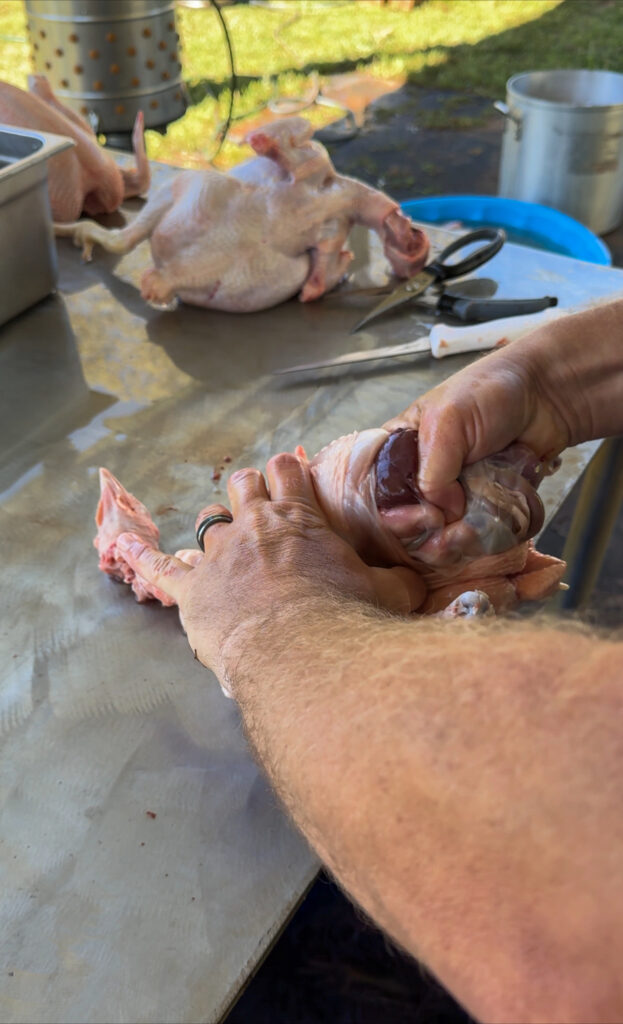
[417, 409, 467, 520]
[369, 565, 427, 614]
[117, 532, 192, 603]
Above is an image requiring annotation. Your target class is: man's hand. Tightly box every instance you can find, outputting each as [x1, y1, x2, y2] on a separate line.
[117, 453, 426, 690]
[384, 300, 623, 519]
[383, 346, 570, 520]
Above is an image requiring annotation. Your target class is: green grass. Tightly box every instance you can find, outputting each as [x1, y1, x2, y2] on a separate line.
[2, 0, 622, 168]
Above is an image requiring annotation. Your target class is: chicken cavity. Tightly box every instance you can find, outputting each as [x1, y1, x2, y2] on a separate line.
[0, 76, 149, 221]
[56, 116, 429, 312]
[95, 425, 565, 618]
[308, 427, 566, 611]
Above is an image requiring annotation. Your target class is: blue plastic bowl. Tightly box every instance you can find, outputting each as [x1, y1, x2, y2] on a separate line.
[400, 195, 612, 266]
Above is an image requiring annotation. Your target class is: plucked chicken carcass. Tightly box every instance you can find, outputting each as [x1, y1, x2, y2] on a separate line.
[56, 116, 429, 312]
[0, 76, 149, 221]
[94, 428, 565, 617]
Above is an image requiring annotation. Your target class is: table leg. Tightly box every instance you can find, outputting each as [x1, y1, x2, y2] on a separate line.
[556, 436, 623, 610]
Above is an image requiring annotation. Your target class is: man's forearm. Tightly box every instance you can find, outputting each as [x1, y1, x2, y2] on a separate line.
[225, 598, 623, 1023]
[524, 298, 623, 446]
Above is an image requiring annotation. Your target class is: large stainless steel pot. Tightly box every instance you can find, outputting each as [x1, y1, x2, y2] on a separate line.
[25, 0, 186, 134]
[496, 69, 623, 235]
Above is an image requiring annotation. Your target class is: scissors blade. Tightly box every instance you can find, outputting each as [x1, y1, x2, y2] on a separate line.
[274, 336, 432, 374]
[350, 269, 437, 333]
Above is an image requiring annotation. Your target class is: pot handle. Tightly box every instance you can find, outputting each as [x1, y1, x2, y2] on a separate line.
[493, 100, 522, 141]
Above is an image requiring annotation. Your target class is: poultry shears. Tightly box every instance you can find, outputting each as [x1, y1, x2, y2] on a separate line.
[351, 226, 506, 332]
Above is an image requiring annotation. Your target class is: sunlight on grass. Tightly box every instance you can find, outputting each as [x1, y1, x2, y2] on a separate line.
[0, 0, 28, 86]
[2, 0, 622, 169]
[162, 0, 564, 166]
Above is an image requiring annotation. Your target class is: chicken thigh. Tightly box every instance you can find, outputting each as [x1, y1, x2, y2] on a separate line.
[56, 116, 429, 312]
[0, 76, 149, 221]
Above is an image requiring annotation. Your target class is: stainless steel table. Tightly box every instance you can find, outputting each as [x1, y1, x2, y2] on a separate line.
[2, 159, 623, 1024]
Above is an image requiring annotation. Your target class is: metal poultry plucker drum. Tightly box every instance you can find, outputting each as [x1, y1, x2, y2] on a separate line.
[25, 0, 186, 134]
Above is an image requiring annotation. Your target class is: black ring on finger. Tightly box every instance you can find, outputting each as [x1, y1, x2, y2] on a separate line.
[196, 513, 233, 552]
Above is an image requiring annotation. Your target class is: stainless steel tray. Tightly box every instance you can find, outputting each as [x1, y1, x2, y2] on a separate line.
[0, 124, 74, 328]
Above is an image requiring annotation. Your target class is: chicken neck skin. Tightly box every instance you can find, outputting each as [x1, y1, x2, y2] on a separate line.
[0, 77, 149, 220]
[117, 454, 623, 1024]
[55, 116, 429, 312]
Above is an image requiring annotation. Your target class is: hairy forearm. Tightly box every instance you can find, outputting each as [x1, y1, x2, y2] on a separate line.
[522, 299, 623, 445]
[224, 598, 623, 1022]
